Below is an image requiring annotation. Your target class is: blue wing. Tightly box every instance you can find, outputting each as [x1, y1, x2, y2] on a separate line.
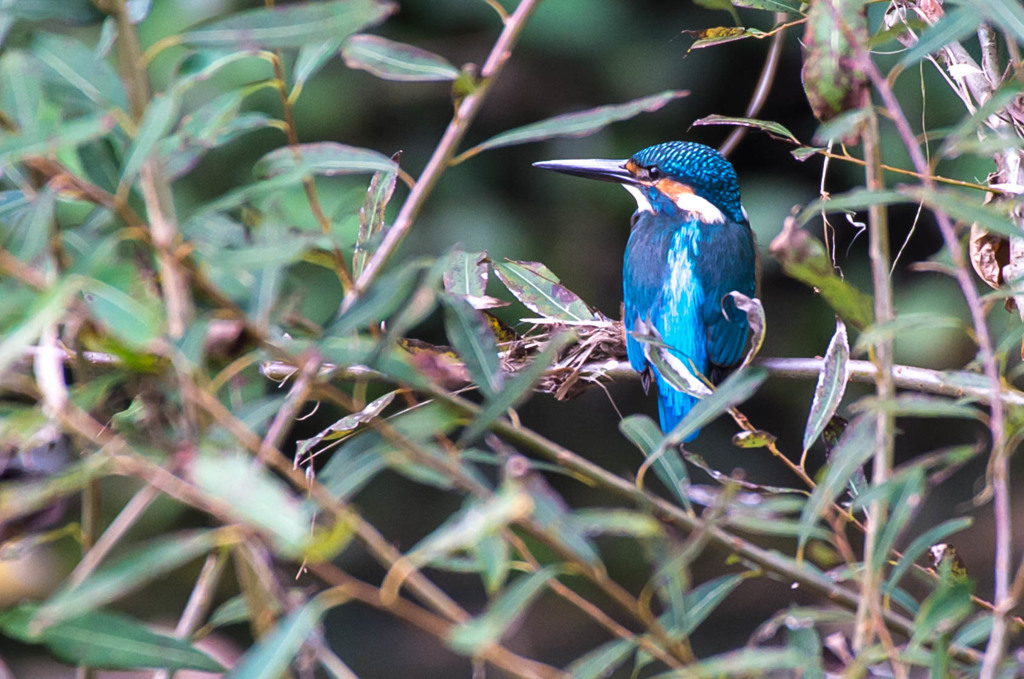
[624, 213, 757, 437]
[697, 218, 758, 379]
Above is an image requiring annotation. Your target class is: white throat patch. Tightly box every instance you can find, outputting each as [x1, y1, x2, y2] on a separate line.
[623, 184, 653, 213]
[670, 191, 726, 224]
[622, 183, 727, 224]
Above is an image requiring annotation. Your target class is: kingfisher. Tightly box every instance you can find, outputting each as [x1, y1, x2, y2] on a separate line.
[534, 141, 757, 439]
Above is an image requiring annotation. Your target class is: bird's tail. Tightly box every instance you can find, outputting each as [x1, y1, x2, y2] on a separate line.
[656, 377, 699, 441]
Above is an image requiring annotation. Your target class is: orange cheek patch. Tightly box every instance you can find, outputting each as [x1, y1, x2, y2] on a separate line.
[625, 159, 640, 175]
[655, 178, 694, 200]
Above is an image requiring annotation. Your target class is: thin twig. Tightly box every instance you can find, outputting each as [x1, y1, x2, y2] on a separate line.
[719, 13, 788, 158]
[345, 0, 542, 303]
[848, 14, 1010, 678]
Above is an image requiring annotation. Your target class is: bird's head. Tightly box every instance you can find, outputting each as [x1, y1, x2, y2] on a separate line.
[534, 141, 747, 225]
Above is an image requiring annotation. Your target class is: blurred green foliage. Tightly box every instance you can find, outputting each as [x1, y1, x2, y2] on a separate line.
[1, 0, 1023, 677]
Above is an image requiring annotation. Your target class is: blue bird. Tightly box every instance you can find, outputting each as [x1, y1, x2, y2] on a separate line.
[534, 141, 757, 439]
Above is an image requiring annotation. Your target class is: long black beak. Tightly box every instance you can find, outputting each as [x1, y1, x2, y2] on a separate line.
[532, 158, 639, 185]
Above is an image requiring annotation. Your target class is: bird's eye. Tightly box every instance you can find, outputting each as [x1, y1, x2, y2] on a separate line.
[647, 167, 662, 180]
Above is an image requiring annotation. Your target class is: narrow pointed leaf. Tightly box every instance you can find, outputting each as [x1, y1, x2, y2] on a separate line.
[180, 0, 396, 49]
[441, 294, 503, 397]
[0, 605, 223, 672]
[566, 639, 636, 679]
[253, 142, 396, 179]
[803, 318, 849, 453]
[660, 367, 769, 448]
[353, 151, 400, 278]
[620, 414, 691, 511]
[442, 248, 489, 298]
[294, 38, 345, 90]
[0, 113, 116, 165]
[447, 567, 557, 656]
[493, 260, 598, 322]
[192, 450, 314, 558]
[120, 92, 179, 189]
[342, 34, 460, 81]
[34, 530, 220, 627]
[896, 5, 981, 68]
[770, 218, 874, 329]
[799, 416, 874, 552]
[655, 648, 804, 678]
[884, 517, 972, 598]
[227, 598, 325, 679]
[677, 573, 748, 637]
[462, 90, 688, 158]
[460, 331, 575, 442]
[902, 185, 1017, 237]
[801, 0, 868, 122]
[692, 114, 799, 143]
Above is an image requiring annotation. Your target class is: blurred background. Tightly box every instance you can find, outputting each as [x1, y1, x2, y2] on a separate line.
[2, 0, 1020, 676]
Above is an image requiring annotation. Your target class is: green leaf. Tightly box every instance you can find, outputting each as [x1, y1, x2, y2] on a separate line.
[353, 152, 400, 278]
[0, 279, 81, 376]
[441, 247, 489, 298]
[0, 605, 223, 672]
[896, 5, 981, 68]
[328, 260, 430, 337]
[730, 0, 805, 12]
[0, 113, 116, 165]
[770, 219, 874, 329]
[34, 530, 220, 628]
[460, 331, 575, 442]
[869, 469, 926, 572]
[180, 0, 396, 49]
[800, 0, 868, 122]
[33, 33, 127, 110]
[295, 390, 397, 461]
[798, 416, 874, 552]
[567, 509, 663, 538]
[120, 92, 179, 190]
[227, 598, 325, 679]
[460, 90, 688, 159]
[692, 114, 800, 143]
[851, 393, 982, 420]
[909, 577, 974, 650]
[677, 573, 748, 637]
[0, 0, 104, 22]
[902, 185, 1017, 237]
[884, 517, 973, 599]
[293, 38, 345, 92]
[207, 595, 252, 630]
[191, 450, 315, 558]
[797, 188, 906, 225]
[493, 260, 598, 322]
[803, 318, 849, 453]
[969, 0, 1024, 44]
[441, 294, 504, 397]
[448, 567, 557, 656]
[566, 638, 636, 679]
[651, 648, 804, 678]
[405, 484, 529, 572]
[853, 312, 967, 354]
[342, 34, 460, 81]
[526, 476, 601, 566]
[660, 367, 769, 448]
[85, 278, 164, 349]
[253, 141, 397, 179]
[318, 401, 468, 499]
[687, 26, 765, 50]
[619, 414, 691, 511]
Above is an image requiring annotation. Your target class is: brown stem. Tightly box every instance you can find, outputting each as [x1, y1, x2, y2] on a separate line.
[346, 0, 542, 302]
